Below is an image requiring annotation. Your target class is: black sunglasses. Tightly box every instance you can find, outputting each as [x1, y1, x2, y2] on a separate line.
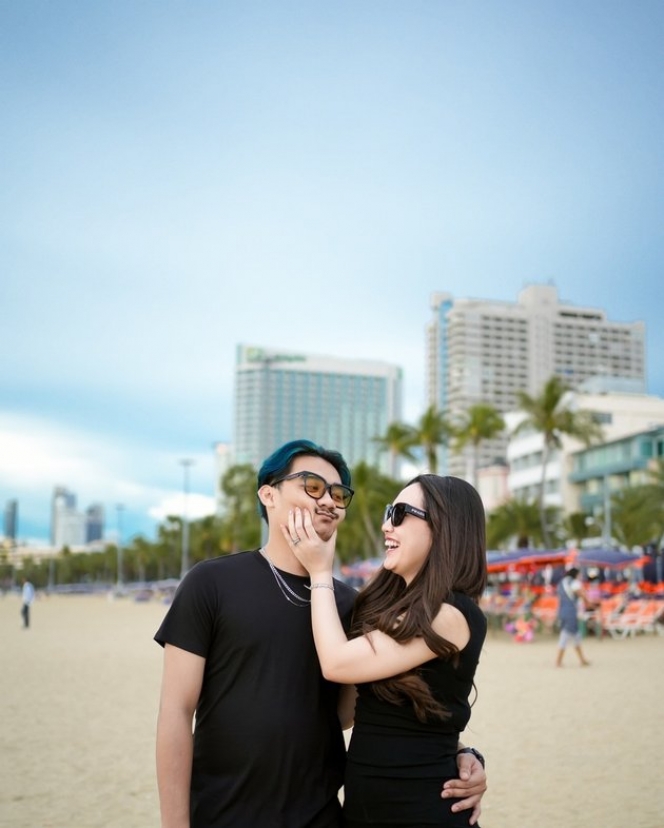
[271, 471, 354, 509]
[383, 502, 428, 527]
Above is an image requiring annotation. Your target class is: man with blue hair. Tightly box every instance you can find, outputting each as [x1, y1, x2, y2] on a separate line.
[155, 439, 486, 828]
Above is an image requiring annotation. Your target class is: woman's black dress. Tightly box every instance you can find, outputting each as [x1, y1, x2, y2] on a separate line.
[343, 593, 487, 828]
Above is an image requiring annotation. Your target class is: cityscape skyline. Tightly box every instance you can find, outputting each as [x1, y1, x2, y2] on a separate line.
[3, 283, 659, 548]
[2, 2, 663, 543]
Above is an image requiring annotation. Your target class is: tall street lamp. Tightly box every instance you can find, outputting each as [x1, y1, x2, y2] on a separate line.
[602, 475, 612, 547]
[116, 504, 124, 590]
[179, 459, 194, 578]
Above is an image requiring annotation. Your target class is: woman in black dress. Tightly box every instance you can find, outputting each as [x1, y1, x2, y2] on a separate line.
[286, 474, 488, 828]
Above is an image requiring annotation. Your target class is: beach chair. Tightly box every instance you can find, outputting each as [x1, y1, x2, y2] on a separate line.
[586, 595, 625, 638]
[635, 599, 664, 635]
[530, 595, 559, 631]
[604, 599, 664, 638]
[603, 601, 642, 639]
[655, 601, 664, 635]
[598, 595, 624, 622]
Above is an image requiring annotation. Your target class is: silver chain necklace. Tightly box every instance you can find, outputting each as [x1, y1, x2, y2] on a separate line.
[260, 547, 311, 607]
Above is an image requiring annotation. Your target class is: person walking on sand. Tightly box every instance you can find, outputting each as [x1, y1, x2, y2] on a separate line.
[154, 439, 487, 828]
[288, 473, 488, 828]
[555, 566, 591, 667]
[20, 578, 35, 629]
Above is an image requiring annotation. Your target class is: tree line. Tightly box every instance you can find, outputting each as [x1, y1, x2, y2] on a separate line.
[4, 377, 664, 589]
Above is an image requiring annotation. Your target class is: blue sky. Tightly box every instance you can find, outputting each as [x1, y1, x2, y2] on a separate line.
[2, 0, 663, 544]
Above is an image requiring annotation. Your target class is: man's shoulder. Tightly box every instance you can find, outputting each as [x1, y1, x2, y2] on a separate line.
[181, 550, 260, 588]
[192, 550, 259, 572]
[333, 576, 357, 597]
[332, 577, 357, 616]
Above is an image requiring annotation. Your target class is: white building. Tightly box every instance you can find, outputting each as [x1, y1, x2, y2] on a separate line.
[477, 462, 510, 512]
[506, 389, 664, 514]
[233, 344, 403, 475]
[427, 284, 646, 476]
[51, 487, 86, 549]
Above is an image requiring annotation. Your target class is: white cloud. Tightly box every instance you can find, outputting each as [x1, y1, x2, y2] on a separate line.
[148, 493, 218, 522]
[0, 411, 218, 539]
[0, 415, 142, 506]
[0, 414, 105, 489]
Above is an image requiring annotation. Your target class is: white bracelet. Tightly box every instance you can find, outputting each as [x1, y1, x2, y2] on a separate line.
[309, 582, 334, 591]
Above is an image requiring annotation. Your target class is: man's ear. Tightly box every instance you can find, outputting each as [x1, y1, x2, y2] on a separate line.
[257, 484, 276, 512]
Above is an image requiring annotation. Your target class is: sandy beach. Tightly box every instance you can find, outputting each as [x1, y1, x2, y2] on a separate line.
[1, 593, 662, 828]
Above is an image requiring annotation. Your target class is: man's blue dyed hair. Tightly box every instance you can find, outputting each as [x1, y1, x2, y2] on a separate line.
[257, 439, 352, 521]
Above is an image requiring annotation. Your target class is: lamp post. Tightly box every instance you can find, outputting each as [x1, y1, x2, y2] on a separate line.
[602, 475, 612, 547]
[48, 555, 55, 592]
[116, 504, 124, 590]
[179, 459, 194, 579]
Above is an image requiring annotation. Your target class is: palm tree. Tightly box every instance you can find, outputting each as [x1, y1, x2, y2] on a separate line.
[190, 514, 225, 564]
[645, 459, 664, 547]
[337, 462, 398, 562]
[452, 403, 505, 487]
[564, 512, 597, 546]
[487, 498, 560, 550]
[220, 464, 262, 553]
[513, 376, 603, 548]
[156, 517, 183, 579]
[611, 486, 663, 549]
[412, 405, 453, 474]
[372, 422, 418, 478]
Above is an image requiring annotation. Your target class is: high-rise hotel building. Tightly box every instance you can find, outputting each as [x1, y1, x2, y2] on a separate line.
[427, 284, 646, 476]
[51, 486, 86, 548]
[233, 344, 403, 474]
[50, 487, 105, 548]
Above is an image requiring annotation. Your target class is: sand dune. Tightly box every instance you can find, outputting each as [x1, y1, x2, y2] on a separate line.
[1, 593, 662, 828]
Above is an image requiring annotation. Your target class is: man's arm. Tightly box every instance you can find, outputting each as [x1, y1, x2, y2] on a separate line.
[440, 746, 487, 826]
[156, 644, 206, 828]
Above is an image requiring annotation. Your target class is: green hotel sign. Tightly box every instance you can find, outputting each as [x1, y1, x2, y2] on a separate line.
[245, 347, 306, 364]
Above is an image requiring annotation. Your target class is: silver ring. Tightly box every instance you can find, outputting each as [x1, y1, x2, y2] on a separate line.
[291, 537, 301, 545]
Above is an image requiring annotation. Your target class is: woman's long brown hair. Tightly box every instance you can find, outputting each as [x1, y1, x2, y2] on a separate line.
[350, 474, 487, 722]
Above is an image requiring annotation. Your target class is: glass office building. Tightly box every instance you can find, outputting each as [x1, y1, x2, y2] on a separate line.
[233, 344, 403, 474]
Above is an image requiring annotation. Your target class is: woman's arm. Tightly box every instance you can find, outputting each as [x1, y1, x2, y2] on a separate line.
[285, 507, 470, 684]
[309, 586, 469, 683]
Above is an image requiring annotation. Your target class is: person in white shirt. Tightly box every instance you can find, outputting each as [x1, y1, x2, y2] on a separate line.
[21, 578, 35, 628]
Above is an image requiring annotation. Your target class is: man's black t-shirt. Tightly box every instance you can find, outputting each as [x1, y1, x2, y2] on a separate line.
[155, 550, 357, 828]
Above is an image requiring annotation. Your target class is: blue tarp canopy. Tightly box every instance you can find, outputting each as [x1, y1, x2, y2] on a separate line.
[486, 547, 644, 573]
[345, 548, 645, 579]
[575, 547, 645, 569]
[486, 548, 567, 573]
